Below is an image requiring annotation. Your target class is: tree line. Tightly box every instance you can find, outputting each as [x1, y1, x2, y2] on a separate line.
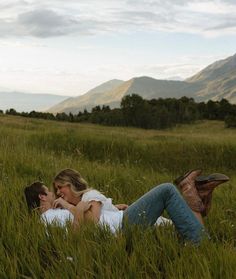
[1, 94, 236, 129]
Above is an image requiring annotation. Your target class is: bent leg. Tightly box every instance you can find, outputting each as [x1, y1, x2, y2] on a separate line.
[123, 183, 205, 244]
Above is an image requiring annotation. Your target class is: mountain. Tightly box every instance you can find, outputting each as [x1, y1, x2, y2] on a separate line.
[0, 91, 70, 112]
[186, 53, 236, 103]
[48, 77, 201, 114]
[48, 54, 236, 113]
[48, 79, 124, 113]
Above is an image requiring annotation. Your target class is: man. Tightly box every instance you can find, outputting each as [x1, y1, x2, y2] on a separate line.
[24, 181, 84, 226]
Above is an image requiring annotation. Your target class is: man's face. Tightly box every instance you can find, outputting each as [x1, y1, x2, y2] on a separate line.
[42, 186, 56, 205]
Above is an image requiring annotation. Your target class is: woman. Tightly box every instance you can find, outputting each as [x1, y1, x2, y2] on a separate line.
[53, 168, 229, 244]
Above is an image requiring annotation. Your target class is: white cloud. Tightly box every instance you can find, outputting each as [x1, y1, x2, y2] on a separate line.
[17, 9, 78, 37]
[0, 0, 235, 38]
[0, 1, 234, 95]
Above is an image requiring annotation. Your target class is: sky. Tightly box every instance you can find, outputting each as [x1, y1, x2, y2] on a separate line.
[0, 0, 236, 96]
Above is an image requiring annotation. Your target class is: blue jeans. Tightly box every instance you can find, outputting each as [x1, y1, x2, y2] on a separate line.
[123, 183, 205, 244]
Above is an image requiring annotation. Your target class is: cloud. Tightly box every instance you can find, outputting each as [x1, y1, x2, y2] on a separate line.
[205, 16, 236, 31]
[0, 0, 235, 38]
[0, 40, 45, 47]
[17, 9, 78, 37]
[0, 8, 103, 37]
[0, 0, 28, 10]
[134, 63, 204, 79]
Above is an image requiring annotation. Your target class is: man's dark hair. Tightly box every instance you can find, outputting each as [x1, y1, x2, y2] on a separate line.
[24, 181, 47, 211]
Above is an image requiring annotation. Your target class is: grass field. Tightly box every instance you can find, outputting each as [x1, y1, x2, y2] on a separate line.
[0, 114, 235, 279]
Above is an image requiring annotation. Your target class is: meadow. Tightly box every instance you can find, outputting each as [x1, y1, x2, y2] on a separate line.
[0, 114, 235, 279]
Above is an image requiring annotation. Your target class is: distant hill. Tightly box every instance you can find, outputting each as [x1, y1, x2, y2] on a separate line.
[0, 92, 69, 112]
[48, 77, 201, 114]
[48, 53, 236, 113]
[186, 53, 236, 103]
[48, 79, 125, 113]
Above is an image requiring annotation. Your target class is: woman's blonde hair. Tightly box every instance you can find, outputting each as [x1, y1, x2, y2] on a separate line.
[53, 168, 91, 197]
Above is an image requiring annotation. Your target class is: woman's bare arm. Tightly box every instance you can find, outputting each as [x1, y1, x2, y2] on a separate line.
[73, 200, 102, 229]
[84, 201, 102, 222]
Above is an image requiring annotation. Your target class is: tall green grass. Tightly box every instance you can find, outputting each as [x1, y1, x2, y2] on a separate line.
[0, 115, 235, 278]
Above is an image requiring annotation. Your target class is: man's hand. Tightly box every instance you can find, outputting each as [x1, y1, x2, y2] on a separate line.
[115, 204, 129, 210]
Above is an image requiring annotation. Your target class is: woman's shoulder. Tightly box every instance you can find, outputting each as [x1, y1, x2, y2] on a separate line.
[82, 189, 107, 202]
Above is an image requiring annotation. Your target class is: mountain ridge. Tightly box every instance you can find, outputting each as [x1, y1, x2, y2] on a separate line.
[48, 76, 202, 114]
[48, 79, 125, 113]
[49, 54, 236, 113]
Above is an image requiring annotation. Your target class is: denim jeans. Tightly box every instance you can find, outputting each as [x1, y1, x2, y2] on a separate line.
[123, 183, 205, 244]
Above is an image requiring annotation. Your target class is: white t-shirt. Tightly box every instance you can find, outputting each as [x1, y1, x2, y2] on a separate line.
[82, 190, 124, 233]
[41, 208, 73, 227]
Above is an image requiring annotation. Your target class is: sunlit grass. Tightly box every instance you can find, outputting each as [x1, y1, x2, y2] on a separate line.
[0, 115, 235, 278]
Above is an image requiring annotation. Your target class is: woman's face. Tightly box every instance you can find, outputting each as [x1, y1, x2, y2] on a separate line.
[54, 182, 78, 205]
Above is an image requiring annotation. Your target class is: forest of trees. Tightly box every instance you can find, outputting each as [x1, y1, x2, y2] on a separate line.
[1, 94, 236, 129]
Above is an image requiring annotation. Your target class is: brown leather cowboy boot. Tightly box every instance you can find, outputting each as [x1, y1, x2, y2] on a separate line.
[174, 169, 205, 213]
[195, 173, 229, 217]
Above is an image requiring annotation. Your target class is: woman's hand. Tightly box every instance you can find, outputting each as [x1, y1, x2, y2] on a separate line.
[73, 201, 101, 229]
[73, 201, 93, 228]
[76, 201, 92, 212]
[53, 197, 72, 210]
[115, 204, 129, 210]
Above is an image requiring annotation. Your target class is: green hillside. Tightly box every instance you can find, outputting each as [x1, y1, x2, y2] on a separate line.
[0, 115, 235, 278]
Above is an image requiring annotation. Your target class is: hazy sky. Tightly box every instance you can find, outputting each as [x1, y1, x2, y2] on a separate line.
[0, 0, 236, 96]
